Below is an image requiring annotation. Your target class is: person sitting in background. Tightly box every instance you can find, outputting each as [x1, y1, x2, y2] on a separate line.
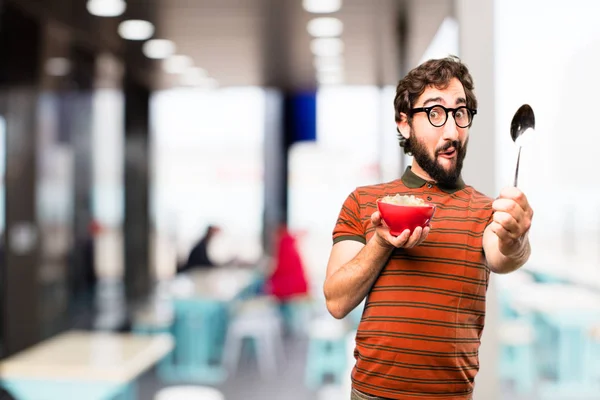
[177, 225, 221, 273]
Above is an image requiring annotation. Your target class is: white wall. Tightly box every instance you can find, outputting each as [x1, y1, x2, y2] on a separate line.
[151, 87, 266, 271]
[494, 0, 600, 267]
[288, 86, 400, 290]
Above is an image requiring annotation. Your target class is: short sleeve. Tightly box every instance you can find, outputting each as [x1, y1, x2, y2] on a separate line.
[484, 198, 495, 228]
[332, 189, 366, 245]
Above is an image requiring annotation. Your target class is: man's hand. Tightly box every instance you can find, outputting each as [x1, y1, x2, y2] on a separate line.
[489, 187, 533, 257]
[371, 211, 430, 249]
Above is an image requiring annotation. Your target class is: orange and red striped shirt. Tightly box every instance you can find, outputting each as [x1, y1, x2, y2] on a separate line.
[333, 167, 494, 399]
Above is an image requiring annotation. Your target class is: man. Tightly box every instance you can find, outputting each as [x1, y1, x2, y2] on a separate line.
[178, 225, 221, 272]
[323, 56, 533, 400]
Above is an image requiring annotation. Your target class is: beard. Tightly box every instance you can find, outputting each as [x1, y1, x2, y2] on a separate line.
[410, 135, 468, 186]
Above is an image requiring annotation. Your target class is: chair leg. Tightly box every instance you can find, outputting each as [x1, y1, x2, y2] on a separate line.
[222, 327, 243, 377]
[304, 341, 322, 389]
[256, 335, 277, 380]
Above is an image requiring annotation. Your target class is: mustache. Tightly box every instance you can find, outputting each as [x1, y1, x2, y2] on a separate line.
[435, 140, 461, 155]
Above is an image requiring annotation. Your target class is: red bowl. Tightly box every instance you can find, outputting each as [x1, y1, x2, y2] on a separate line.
[376, 200, 436, 236]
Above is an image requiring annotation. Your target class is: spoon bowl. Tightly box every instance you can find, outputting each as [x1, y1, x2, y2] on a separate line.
[510, 104, 536, 186]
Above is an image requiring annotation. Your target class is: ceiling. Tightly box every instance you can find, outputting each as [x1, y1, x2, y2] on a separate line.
[6, 0, 407, 91]
[147, 0, 404, 91]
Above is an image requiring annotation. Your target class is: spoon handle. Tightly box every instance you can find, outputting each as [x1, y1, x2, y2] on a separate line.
[513, 146, 522, 187]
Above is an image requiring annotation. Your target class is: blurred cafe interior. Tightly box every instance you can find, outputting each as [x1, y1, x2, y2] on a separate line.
[0, 0, 599, 399]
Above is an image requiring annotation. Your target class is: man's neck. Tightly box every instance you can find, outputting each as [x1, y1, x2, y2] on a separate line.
[410, 161, 434, 182]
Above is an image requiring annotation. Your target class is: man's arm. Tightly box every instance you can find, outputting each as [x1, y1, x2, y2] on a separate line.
[483, 187, 533, 274]
[324, 212, 429, 319]
[483, 227, 531, 274]
[324, 239, 391, 319]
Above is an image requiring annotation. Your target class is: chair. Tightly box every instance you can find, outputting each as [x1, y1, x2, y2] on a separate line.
[154, 298, 228, 384]
[498, 319, 536, 394]
[154, 385, 224, 400]
[304, 316, 348, 389]
[131, 305, 174, 335]
[278, 295, 313, 336]
[584, 325, 600, 386]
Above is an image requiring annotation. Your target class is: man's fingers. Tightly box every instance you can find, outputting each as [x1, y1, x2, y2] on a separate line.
[492, 199, 524, 221]
[374, 220, 431, 249]
[416, 226, 431, 246]
[396, 226, 431, 248]
[498, 187, 530, 209]
[490, 221, 516, 242]
[404, 226, 423, 248]
[493, 212, 519, 235]
[391, 229, 411, 246]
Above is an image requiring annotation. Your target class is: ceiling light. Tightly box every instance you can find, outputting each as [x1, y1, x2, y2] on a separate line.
[180, 67, 208, 86]
[313, 56, 344, 70]
[318, 69, 344, 81]
[45, 58, 71, 77]
[163, 55, 193, 74]
[118, 20, 155, 41]
[316, 64, 343, 74]
[310, 38, 344, 57]
[303, 0, 342, 13]
[143, 39, 176, 59]
[307, 17, 343, 37]
[318, 72, 344, 86]
[201, 78, 219, 90]
[86, 0, 126, 17]
[318, 76, 344, 86]
[180, 75, 219, 90]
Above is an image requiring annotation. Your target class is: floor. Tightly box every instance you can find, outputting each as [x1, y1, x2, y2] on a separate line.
[138, 335, 318, 400]
[135, 335, 544, 400]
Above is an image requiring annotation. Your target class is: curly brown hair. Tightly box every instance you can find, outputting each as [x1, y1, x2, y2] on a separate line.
[394, 56, 477, 155]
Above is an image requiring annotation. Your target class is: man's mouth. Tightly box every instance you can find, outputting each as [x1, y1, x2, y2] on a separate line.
[438, 147, 457, 158]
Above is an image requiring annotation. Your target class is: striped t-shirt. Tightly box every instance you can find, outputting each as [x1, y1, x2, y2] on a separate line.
[333, 167, 494, 400]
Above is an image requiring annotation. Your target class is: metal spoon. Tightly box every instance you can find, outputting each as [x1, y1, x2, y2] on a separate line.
[510, 104, 535, 187]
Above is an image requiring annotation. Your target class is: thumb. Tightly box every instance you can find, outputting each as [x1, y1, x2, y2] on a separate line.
[371, 211, 382, 226]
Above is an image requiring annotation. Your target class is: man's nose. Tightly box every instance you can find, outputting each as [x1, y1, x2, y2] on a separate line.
[442, 112, 459, 141]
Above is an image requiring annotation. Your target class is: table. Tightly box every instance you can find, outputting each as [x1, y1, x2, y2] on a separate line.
[174, 267, 258, 301]
[0, 331, 174, 400]
[524, 253, 600, 292]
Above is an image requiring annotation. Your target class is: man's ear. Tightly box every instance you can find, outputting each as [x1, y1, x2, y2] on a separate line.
[397, 113, 410, 139]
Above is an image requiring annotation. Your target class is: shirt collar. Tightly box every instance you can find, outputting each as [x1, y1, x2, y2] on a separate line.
[401, 166, 465, 194]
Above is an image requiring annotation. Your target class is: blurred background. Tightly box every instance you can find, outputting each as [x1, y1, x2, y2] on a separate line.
[0, 0, 599, 399]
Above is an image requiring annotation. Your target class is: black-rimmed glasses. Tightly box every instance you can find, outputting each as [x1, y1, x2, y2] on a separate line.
[409, 105, 477, 128]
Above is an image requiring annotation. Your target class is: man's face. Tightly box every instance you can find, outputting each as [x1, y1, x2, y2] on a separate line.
[398, 77, 470, 186]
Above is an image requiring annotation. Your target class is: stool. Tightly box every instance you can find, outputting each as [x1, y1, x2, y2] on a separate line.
[154, 385, 225, 400]
[304, 316, 348, 389]
[222, 296, 285, 380]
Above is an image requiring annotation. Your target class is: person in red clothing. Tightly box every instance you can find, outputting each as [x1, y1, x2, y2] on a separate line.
[263, 225, 310, 335]
[264, 225, 309, 301]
